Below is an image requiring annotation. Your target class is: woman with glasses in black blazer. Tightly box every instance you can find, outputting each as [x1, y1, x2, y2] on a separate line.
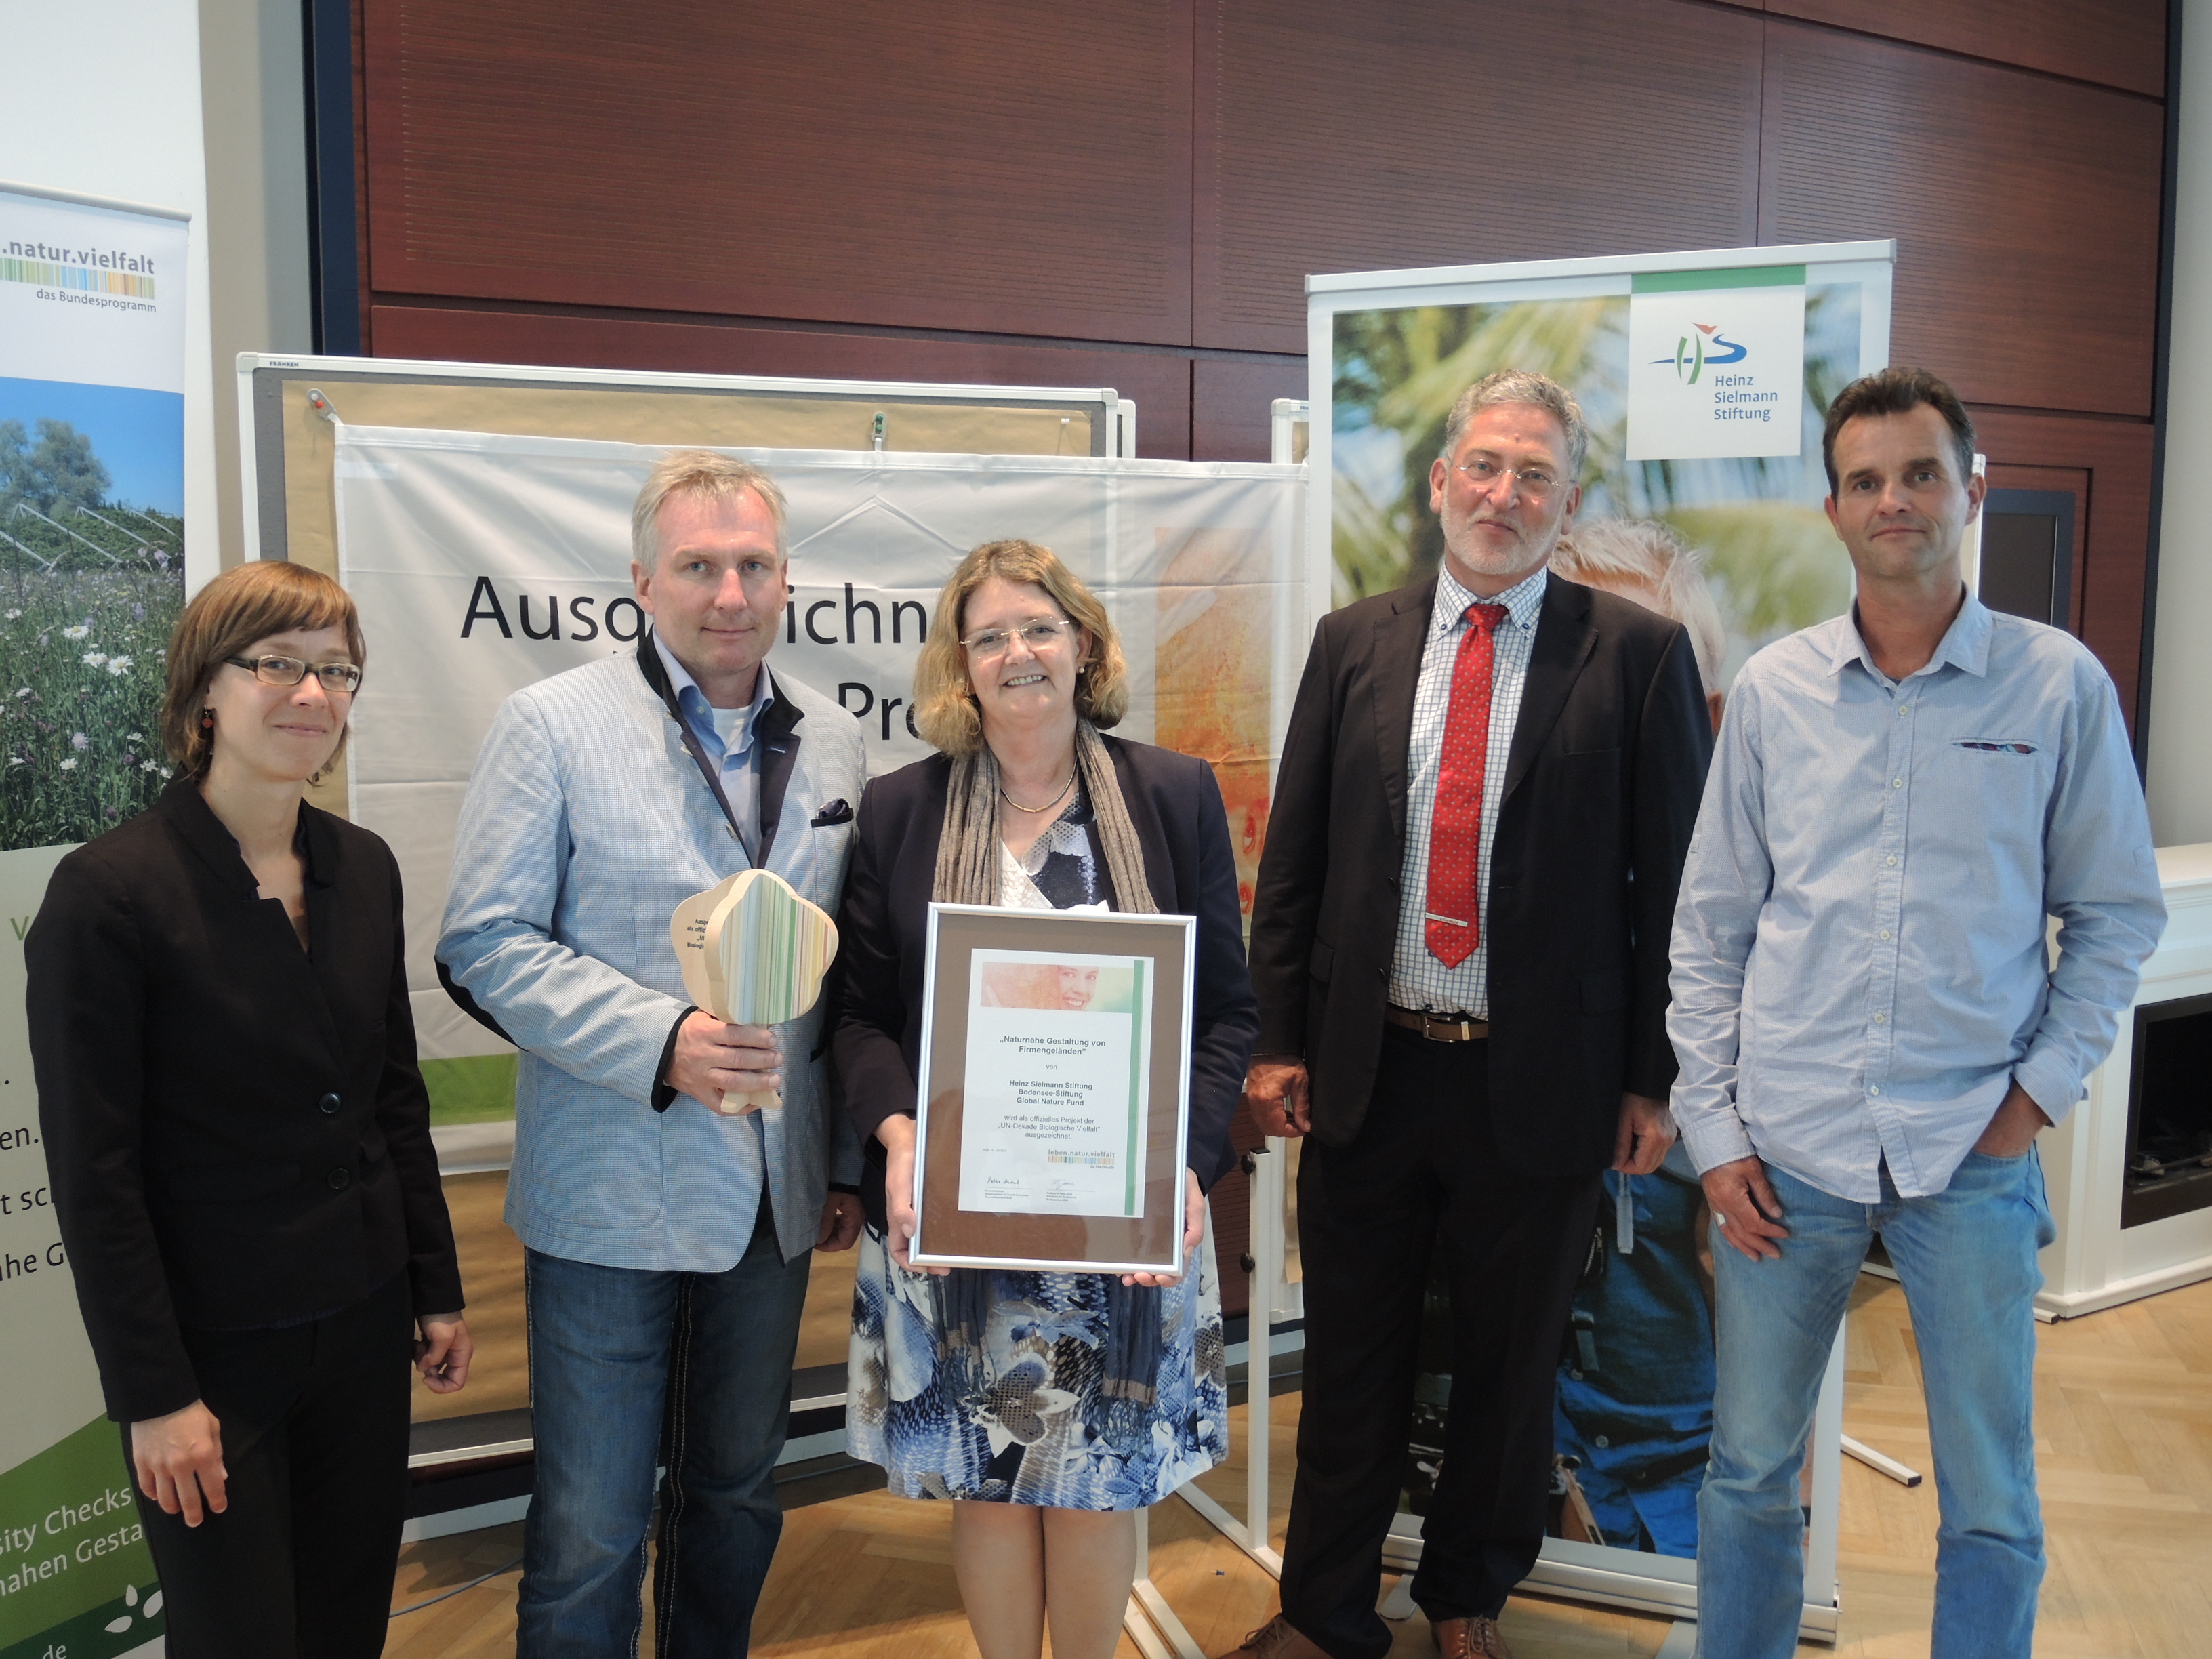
[27, 561, 469, 1658]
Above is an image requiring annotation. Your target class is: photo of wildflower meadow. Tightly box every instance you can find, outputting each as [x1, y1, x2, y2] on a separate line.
[0, 396, 184, 853]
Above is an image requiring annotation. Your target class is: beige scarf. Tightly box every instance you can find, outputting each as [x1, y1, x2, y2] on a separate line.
[930, 720, 1157, 913]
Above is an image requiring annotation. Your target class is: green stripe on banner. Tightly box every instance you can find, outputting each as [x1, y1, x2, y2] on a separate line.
[0, 1415, 161, 1654]
[1631, 264, 1807, 294]
[1127, 959, 1145, 1216]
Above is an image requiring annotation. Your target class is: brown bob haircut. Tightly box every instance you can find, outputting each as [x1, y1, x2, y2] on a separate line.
[910, 540, 1128, 757]
[1820, 365, 1976, 497]
[161, 561, 365, 781]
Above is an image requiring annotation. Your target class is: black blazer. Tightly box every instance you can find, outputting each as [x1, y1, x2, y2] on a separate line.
[1248, 573, 1714, 1176]
[832, 736, 1261, 1230]
[26, 781, 463, 1423]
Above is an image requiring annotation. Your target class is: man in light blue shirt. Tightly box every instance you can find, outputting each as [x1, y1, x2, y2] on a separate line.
[438, 451, 866, 1656]
[1667, 368, 2165, 1659]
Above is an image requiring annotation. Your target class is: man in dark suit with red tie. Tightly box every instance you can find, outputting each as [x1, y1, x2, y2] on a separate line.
[1223, 371, 1715, 1659]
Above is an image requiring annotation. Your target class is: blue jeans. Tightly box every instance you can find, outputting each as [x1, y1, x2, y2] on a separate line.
[518, 1204, 811, 1658]
[1696, 1151, 2055, 1659]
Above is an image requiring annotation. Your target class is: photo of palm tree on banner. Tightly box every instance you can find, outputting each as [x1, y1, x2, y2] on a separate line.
[1330, 283, 1865, 685]
[0, 377, 186, 853]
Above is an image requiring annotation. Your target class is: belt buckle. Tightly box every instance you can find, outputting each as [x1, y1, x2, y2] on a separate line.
[1425, 1012, 1471, 1042]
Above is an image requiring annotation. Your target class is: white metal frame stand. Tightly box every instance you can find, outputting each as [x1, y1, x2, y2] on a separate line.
[1841, 1433, 1923, 1487]
[1176, 1138, 1288, 1574]
[1124, 1139, 1293, 1656]
[1123, 1130, 1853, 1649]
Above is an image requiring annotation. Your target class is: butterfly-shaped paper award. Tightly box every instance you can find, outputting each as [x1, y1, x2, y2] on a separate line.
[668, 869, 839, 1115]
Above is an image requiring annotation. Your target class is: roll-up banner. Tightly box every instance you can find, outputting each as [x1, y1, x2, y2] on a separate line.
[327, 426, 1307, 1087]
[1310, 240, 1894, 1639]
[1, 182, 187, 1659]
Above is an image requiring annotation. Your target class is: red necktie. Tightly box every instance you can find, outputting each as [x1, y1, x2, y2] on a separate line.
[1425, 602, 1508, 969]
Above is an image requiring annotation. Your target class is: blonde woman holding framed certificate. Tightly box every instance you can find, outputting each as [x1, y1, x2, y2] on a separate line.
[834, 541, 1258, 1659]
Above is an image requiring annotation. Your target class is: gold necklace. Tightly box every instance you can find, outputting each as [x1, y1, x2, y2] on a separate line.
[1000, 766, 1076, 815]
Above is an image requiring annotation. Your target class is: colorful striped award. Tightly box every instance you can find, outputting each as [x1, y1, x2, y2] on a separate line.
[669, 869, 840, 1115]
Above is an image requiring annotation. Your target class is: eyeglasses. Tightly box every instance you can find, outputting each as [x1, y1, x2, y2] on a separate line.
[960, 617, 1075, 659]
[224, 654, 364, 694]
[1455, 457, 1566, 500]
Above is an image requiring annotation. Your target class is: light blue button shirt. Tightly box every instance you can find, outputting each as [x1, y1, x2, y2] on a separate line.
[1667, 594, 2165, 1202]
[654, 636, 771, 861]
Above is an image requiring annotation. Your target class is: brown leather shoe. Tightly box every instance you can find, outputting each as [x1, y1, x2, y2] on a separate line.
[1215, 1613, 1331, 1659]
[1432, 1614, 1515, 1659]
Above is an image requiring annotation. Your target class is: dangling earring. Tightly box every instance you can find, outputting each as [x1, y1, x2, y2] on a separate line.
[200, 710, 213, 731]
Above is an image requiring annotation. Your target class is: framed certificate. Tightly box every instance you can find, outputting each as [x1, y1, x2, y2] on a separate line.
[910, 903, 1197, 1274]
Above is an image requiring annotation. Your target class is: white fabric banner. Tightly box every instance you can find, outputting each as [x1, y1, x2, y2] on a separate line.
[331, 424, 1306, 1062]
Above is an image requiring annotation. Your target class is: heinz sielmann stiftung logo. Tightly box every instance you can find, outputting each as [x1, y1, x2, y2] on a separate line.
[1650, 321, 1780, 424]
[1652, 322, 1747, 384]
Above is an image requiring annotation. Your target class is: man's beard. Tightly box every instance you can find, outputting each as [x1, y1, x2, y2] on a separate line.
[1443, 506, 1553, 577]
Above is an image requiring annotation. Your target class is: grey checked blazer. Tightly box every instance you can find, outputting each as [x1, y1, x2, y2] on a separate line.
[437, 639, 865, 1271]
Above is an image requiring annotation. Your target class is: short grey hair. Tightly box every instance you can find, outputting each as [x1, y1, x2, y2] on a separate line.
[631, 449, 789, 569]
[1438, 369, 1590, 480]
[1553, 518, 1726, 693]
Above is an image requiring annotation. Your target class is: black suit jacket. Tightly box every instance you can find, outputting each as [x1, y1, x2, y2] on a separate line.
[1248, 573, 1713, 1176]
[832, 736, 1260, 1229]
[26, 781, 463, 1423]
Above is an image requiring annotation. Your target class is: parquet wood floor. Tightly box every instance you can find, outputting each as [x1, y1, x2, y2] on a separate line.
[385, 1275, 2212, 1658]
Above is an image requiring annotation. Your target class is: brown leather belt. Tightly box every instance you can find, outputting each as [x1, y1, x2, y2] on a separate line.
[1385, 1004, 1490, 1042]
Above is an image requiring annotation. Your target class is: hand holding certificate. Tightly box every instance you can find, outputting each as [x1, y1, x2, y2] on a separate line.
[911, 905, 1196, 1273]
[669, 869, 838, 1114]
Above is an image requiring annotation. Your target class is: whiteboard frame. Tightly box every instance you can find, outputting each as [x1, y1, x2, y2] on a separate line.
[234, 350, 1141, 563]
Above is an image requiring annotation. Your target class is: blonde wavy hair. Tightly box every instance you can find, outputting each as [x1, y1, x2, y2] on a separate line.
[911, 540, 1128, 756]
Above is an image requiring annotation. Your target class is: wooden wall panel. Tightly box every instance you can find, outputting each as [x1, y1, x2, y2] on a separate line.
[352, 3, 2175, 735]
[1759, 21, 2163, 417]
[1192, 359, 1308, 462]
[1970, 407, 2156, 727]
[1195, 0, 1765, 353]
[1768, 0, 2166, 97]
[361, 0, 1193, 345]
[366, 306, 1197, 459]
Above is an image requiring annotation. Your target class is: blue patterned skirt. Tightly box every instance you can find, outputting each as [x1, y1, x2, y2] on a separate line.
[847, 1224, 1228, 1509]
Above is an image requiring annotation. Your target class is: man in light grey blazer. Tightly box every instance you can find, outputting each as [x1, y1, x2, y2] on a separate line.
[438, 450, 866, 1658]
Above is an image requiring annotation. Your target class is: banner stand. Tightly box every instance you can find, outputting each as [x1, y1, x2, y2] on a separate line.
[1174, 1140, 1287, 1576]
[1369, 1328, 1845, 1644]
[1283, 239, 1892, 1645]
[1125, 1141, 1290, 1657]
[2, 176, 192, 1659]
[1128, 1145, 1844, 1647]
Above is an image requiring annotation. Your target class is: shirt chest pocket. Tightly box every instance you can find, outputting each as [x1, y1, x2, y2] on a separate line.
[1934, 739, 2053, 867]
[1946, 739, 2052, 792]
